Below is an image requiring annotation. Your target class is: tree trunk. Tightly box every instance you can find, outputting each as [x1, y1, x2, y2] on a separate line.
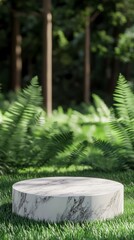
[84, 15, 90, 104]
[126, 62, 131, 80]
[28, 56, 33, 80]
[105, 57, 112, 91]
[42, 0, 52, 116]
[110, 58, 120, 93]
[11, 10, 22, 91]
[109, 26, 120, 93]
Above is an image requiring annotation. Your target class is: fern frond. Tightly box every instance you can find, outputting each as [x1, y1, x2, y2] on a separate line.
[109, 120, 133, 150]
[0, 77, 43, 172]
[93, 139, 122, 170]
[48, 131, 73, 153]
[0, 76, 42, 149]
[92, 94, 110, 118]
[37, 131, 74, 164]
[93, 139, 117, 158]
[93, 137, 134, 170]
[125, 120, 134, 148]
[113, 74, 134, 120]
[66, 140, 89, 165]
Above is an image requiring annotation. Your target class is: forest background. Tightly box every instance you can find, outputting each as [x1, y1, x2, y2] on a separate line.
[1, 0, 134, 110]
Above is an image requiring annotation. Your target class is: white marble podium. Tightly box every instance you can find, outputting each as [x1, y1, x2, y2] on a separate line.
[12, 177, 124, 222]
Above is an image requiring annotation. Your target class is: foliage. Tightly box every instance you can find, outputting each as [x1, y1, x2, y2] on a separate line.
[0, 76, 42, 173]
[1, 74, 134, 173]
[115, 26, 134, 62]
[0, 77, 91, 174]
[1, 0, 134, 105]
[93, 74, 134, 170]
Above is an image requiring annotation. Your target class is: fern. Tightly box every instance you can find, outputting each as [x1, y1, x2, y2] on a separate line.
[36, 130, 74, 165]
[92, 94, 110, 119]
[0, 77, 42, 148]
[94, 74, 134, 170]
[114, 74, 134, 120]
[0, 77, 42, 172]
[67, 140, 89, 165]
[0, 78, 81, 173]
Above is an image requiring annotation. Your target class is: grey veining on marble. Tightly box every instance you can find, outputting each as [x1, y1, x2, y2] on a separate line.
[12, 177, 124, 222]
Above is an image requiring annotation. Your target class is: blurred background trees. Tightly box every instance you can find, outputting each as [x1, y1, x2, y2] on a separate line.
[0, 0, 134, 109]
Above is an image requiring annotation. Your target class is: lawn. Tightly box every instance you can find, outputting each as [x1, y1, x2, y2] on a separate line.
[0, 165, 134, 240]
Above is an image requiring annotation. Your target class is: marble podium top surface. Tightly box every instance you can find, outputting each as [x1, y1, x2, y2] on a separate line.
[13, 177, 123, 197]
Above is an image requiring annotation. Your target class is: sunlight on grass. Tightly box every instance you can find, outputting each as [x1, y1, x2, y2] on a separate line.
[19, 165, 92, 174]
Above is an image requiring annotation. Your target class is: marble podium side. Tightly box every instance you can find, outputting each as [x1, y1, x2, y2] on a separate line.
[12, 177, 124, 222]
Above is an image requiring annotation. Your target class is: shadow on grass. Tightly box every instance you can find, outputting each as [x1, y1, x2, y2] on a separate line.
[0, 203, 48, 227]
[0, 203, 77, 229]
[0, 203, 134, 240]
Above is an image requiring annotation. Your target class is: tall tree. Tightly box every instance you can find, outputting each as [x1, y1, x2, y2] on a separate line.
[84, 15, 90, 103]
[42, 0, 52, 115]
[84, 5, 103, 103]
[10, 1, 22, 91]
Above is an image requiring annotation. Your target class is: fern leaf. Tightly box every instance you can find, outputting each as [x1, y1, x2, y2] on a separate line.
[92, 94, 110, 118]
[67, 140, 88, 165]
[109, 120, 133, 150]
[113, 74, 134, 120]
[93, 139, 121, 170]
[37, 131, 74, 164]
[0, 76, 42, 149]
[0, 77, 42, 172]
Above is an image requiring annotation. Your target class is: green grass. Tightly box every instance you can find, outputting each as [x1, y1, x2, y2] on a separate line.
[0, 165, 134, 240]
